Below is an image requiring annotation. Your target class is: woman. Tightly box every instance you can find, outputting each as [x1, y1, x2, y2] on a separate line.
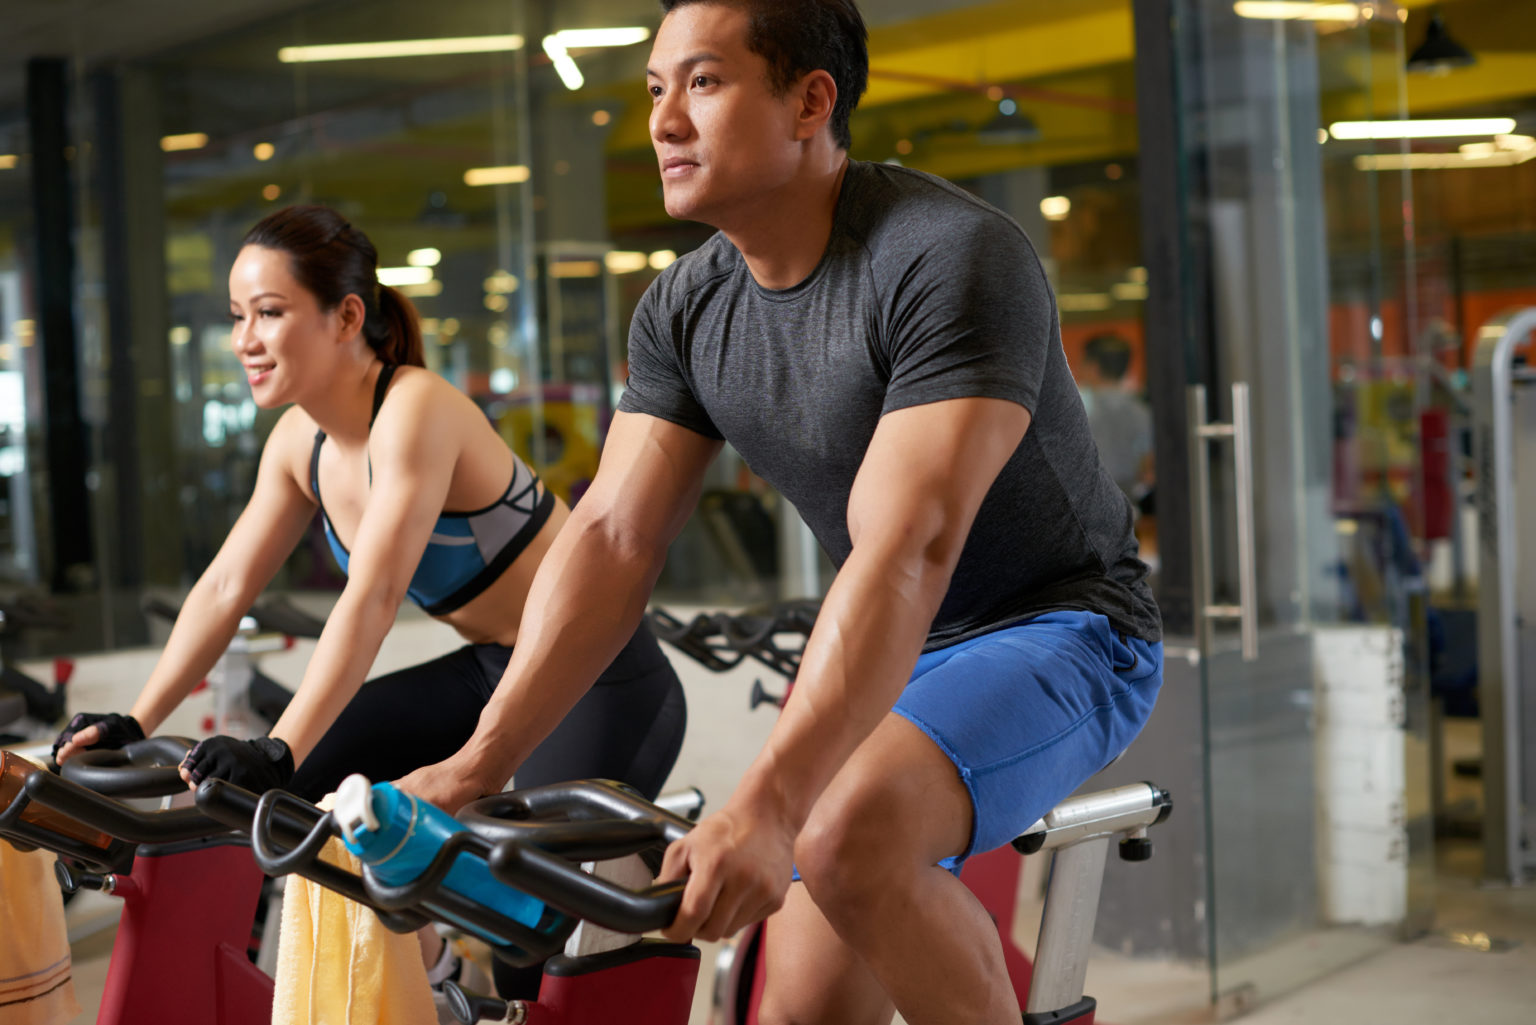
[53, 204, 687, 994]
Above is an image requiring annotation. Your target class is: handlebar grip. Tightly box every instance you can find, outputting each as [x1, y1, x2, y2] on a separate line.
[59, 737, 195, 798]
[487, 842, 685, 934]
[139, 595, 184, 624]
[250, 597, 326, 640]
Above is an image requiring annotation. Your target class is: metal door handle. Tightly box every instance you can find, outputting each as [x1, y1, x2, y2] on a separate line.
[1187, 383, 1259, 661]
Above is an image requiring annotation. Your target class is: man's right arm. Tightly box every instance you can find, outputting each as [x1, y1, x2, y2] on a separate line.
[396, 410, 721, 811]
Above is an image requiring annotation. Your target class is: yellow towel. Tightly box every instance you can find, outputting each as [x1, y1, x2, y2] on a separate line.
[0, 833, 82, 1024]
[272, 795, 436, 1025]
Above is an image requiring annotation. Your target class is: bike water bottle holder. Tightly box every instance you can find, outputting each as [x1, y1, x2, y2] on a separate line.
[232, 785, 575, 966]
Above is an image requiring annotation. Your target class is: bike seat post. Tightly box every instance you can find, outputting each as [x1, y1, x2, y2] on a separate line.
[1025, 836, 1110, 1018]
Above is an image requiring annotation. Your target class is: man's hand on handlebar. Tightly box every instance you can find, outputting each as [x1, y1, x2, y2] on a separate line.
[52, 712, 146, 764]
[178, 735, 295, 794]
[394, 752, 500, 817]
[656, 794, 794, 943]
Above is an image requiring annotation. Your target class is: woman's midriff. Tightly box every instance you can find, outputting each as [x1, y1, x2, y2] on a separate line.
[432, 497, 571, 647]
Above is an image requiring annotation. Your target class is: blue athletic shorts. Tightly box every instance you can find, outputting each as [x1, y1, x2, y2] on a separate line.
[893, 609, 1163, 872]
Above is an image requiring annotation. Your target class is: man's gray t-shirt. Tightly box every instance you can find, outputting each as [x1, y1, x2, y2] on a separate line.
[619, 160, 1161, 647]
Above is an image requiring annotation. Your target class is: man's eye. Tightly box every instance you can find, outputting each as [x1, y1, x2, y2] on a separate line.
[693, 75, 710, 88]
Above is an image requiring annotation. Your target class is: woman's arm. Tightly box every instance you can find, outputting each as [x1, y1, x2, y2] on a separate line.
[56, 409, 317, 761]
[265, 379, 460, 766]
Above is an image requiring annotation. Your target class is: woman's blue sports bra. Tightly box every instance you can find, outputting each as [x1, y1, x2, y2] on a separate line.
[310, 365, 555, 616]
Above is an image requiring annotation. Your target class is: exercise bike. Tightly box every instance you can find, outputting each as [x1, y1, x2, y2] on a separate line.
[0, 593, 73, 744]
[647, 601, 1168, 1025]
[0, 739, 278, 1025]
[202, 765, 1168, 1025]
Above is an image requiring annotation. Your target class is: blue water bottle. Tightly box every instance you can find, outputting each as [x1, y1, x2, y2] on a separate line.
[333, 773, 545, 944]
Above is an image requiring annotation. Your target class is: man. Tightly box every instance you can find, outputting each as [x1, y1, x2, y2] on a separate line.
[1078, 332, 1155, 503]
[400, 2, 1162, 1022]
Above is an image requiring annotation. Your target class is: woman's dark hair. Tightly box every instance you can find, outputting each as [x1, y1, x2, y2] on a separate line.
[241, 205, 424, 368]
[660, 0, 868, 151]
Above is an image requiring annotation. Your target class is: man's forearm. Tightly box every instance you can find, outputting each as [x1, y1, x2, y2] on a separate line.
[459, 510, 666, 790]
[733, 542, 950, 831]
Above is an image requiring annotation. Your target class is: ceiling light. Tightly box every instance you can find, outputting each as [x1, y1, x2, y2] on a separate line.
[649, 250, 678, 270]
[1057, 293, 1112, 312]
[552, 260, 602, 279]
[1112, 282, 1149, 302]
[1040, 196, 1071, 220]
[543, 37, 585, 90]
[484, 271, 520, 294]
[160, 133, 208, 152]
[1233, 2, 1361, 21]
[978, 101, 1039, 145]
[464, 165, 531, 186]
[0, 155, 17, 170]
[261, 184, 280, 201]
[1353, 141, 1536, 171]
[399, 280, 443, 298]
[378, 266, 433, 287]
[407, 247, 441, 268]
[253, 142, 275, 161]
[278, 35, 524, 63]
[549, 27, 650, 48]
[1328, 117, 1515, 139]
[1406, 12, 1475, 75]
[604, 251, 650, 274]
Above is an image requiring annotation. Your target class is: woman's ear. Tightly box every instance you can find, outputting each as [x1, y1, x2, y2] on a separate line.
[336, 292, 368, 343]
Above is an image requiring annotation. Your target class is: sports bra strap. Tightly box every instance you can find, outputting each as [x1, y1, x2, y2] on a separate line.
[370, 364, 397, 426]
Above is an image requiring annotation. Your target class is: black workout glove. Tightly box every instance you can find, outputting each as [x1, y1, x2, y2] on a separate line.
[181, 735, 295, 794]
[52, 712, 145, 760]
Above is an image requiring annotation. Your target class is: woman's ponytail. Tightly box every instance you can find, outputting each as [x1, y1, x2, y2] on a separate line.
[373, 285, 425, 367]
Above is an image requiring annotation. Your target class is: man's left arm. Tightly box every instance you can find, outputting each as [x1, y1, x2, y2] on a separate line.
[660, 394, 1030, 941]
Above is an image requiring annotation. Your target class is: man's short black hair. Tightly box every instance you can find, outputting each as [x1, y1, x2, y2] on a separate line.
[1084, 333, 1133, 382]
[660, 0, 868, 150]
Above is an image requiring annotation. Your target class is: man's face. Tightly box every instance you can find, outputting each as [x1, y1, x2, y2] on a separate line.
[647, 3, 805, 226]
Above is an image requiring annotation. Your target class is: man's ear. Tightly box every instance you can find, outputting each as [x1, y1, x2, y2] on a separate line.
[793, 69, 839, 144]
[336, 292, 367, 343]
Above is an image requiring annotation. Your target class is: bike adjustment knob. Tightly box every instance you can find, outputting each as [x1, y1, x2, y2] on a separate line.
[1118, 836, 1154, 862]
[55, 860, 114, 894]
[442, 982, 520, 1023]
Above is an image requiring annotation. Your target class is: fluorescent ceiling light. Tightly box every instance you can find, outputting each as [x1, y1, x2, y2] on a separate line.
[604, 251, 649, 274]
[1328, 117, 1516, 139]
[1057, 293, 1112, 312]
[1233, 2, 1362, 21]
[377, 266, 434, 287]
[550, 27, 650, 48]
[1354, 135, 1536, 171]
[278, 35, 523, 63]
[464, 165, 531, 186]
[649, 250, 677, 270]
[1111, 282, 1149, 302]
[0, 155, 16, 170]
[551, 260, 602, 279]
[484, 271, 520, 294]
[398, 280, 443, 298]
[407, 247, 441, 268]
[543, 37, 584, 91]
[161, 133, 209, 152]
[1040, 195, 1071, 220]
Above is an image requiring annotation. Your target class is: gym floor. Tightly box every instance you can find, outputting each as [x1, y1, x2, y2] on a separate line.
[38, 604, 1536, 1025]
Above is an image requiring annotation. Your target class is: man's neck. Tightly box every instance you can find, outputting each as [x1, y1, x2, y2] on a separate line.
[723, 155, 850, 291]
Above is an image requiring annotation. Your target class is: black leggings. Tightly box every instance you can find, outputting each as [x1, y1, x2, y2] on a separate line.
[288, 623, 687, 803]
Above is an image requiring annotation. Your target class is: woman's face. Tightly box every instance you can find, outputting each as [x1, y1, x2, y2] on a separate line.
[228, 245, 346, 409]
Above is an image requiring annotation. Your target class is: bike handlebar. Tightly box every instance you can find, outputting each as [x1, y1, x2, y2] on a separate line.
[59, 736, 194, 798]
[141, 594, 327, 640]
[220, 778, 692, 965]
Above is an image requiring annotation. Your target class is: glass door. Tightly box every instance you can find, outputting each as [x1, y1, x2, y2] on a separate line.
[1159, 1, 1433, 1013]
